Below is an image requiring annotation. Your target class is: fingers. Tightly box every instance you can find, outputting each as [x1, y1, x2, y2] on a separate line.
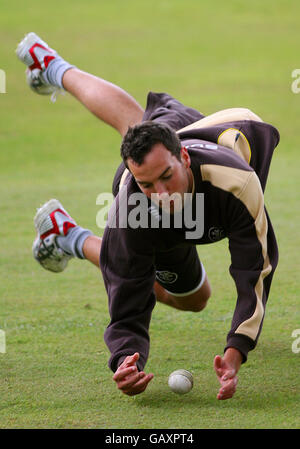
[121, 352, 140, 368]
[113, 365, 137, 383]
[115, 369, 154, 396]
[217, 375, 238, 400]
[113, 353, 154, 396]
[124, 372, 154, 396]
[214, 354, 238, 400]
[213, 355, 224, 378]
[221, 369, 235, 382]
[117, 370, 144, 392]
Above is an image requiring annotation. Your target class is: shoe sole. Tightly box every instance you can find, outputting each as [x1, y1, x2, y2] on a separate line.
[32, 234, 72, 273]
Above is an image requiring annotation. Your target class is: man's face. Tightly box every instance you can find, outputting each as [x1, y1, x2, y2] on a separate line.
[127, 143, 192, 213]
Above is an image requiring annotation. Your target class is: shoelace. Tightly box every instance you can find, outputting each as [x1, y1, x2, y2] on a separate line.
[50, 88, 66, 103]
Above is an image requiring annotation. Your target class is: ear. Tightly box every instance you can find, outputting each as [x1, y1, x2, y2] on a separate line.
[180, 147, 191, 168]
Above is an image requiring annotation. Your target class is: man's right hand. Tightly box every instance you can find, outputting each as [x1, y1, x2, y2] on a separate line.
[113, 352, 154, 396]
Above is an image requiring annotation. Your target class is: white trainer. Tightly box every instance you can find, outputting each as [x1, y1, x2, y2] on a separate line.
[16, 32, 58, 96]
[33, 199, 77, 273]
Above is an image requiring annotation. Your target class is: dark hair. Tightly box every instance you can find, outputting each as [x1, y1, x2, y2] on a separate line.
[120, 121, 182, 168]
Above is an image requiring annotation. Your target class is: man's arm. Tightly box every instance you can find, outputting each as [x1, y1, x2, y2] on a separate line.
[101, 224, 156, 396]
[99, 194, 156, 370]
[224, 172, 278, 363]
[212, 172, 278, 400]
[213, 173, 278, 397]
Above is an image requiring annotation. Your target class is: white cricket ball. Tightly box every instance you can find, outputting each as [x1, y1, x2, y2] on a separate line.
[168, 369, 193, 394]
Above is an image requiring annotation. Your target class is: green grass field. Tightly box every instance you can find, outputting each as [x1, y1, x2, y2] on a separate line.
[1, 0, 299, 429]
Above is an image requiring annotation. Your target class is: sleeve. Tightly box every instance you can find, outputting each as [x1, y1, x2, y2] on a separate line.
[179, 120, 280, 192]
[100, 224, 156, 372]
[224, 172, 279, 362]
[142, 92, 204, 131]
[237, 121, 280, 192]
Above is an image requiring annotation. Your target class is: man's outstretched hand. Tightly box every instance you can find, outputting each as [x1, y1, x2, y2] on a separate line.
[113, 352, 154, 396]
[214, 348, 243, 400]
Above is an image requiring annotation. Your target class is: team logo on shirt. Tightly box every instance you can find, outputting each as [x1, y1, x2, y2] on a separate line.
[156, 271, 178, 284]
[208, 226, 226, 242]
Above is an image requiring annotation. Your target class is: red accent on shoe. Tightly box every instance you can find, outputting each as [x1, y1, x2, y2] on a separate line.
[44, 55, 55, 68]
[40, 208, 75, 239]
[28, 43, 55, 71]
[63, 221, 76, 235]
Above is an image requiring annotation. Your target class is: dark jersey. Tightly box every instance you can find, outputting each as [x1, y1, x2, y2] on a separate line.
[100, 92, 280, 372]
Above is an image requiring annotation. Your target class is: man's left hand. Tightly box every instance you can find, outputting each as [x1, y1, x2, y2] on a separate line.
[213, 348, 242, 400]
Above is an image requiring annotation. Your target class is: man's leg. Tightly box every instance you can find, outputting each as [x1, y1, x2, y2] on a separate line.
[33, 198, 210, 314]
[154, 277, 211, 312]
[70, 235, 212, 313]
[74, 234, 211, 312]
[82, 235, 102, 267]
[16, 33, 144, 137]
[154, 246, 211, 312]
[62, 69, 144, 137]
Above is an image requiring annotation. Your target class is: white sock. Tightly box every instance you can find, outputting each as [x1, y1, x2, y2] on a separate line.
[56, 226, 93, 259]
[41, 56, 75, 89]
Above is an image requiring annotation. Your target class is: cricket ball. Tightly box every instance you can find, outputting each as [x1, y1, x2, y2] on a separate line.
[168, 369, 193, 394]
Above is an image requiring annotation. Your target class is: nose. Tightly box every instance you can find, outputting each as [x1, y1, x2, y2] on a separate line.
[150, 183, 169, 208]
[154, 181, 168, 195]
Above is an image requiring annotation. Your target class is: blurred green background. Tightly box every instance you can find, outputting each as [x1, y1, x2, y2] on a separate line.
[0, 0, 299, 429]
